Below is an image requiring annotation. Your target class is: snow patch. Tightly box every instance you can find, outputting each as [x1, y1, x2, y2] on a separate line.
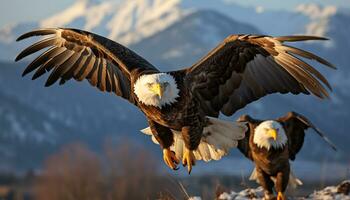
[218, 187, 265, 200]
[0, 23, 17, 43]
[308, 181, 350, 200]
[40, 0, 89, 28]
[84, 1, 115, 30]
[255, 6, 264, 14]
[296, 3, 337, 37]
[107, 0, 185, 44]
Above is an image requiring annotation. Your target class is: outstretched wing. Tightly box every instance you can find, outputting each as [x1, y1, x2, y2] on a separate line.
[185, 35, 335, 117]
[15, 28, 159, 104]
[236, 114, 263, 160]
[277, 111, 337, 161]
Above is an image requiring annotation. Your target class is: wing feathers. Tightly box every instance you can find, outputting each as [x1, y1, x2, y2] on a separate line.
[186, 34, 334, 117]
[15, 37, 58, 61]
[45, 52, 80, 86]
[16, 28, 159, 104]
[16, 28, 57, 41]
[280, 45, 336, 69]
[292, 113, 337, 151]
[277, 54, 329, 98]
[274, 35, 328, 42]
[87, 58, 100, 86]
[22, 46, 65, 76]
[285, 53, 332, 90]
[67, 54, 88, 80]
[76, 55, 95, 81]
[32, 49, 74, 80]
[278, 112, 337, 160]
[97, 58, 107, 91]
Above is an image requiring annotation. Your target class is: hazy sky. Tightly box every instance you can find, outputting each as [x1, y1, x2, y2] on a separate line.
[0, 0, 349, 28]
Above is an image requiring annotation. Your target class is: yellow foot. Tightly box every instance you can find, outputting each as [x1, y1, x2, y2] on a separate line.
[182, 149, 195, 174]
[263, 192, 274, 200]
[277, 192, 286, 200]
[163, 148, 179, 170]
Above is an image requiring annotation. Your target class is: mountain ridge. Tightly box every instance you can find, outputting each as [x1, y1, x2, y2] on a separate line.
[0, 1, 345, 61]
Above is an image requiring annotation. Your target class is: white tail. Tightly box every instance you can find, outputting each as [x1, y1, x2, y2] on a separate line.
[249, 167, 303, 189]
[140, 117, 247, 162]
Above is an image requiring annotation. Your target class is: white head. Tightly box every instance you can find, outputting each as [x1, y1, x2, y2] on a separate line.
[253, 120, 287, 150]
[133, 73, 180, 108]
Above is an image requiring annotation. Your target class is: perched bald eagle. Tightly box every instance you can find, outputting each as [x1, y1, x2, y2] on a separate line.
[236, 112, 337, 200]
[15, 28, 335, 173]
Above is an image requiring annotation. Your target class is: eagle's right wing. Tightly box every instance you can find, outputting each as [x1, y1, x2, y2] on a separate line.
[16, 28, 159, 104]
[184, 35, 335, 117]
[277, 111, 337, 160]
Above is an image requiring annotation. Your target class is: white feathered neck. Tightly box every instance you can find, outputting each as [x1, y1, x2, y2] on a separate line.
[253, 120, 287, 150]
[133, 73, 179, 108]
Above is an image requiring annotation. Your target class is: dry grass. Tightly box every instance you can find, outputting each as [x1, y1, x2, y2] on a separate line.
[33, 141, 186, 200]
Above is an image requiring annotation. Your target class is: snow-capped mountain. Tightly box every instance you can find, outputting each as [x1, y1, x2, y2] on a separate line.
[39, 0, 186, 45]
[131, 10, 260, 69]
[0, 0, 346, 61]
[0, 0, 186, 50]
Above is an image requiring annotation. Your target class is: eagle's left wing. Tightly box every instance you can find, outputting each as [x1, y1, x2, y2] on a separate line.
[277, 111, 337, 160]
[236, 114, 262, 161]
[184, 35, 335, 117]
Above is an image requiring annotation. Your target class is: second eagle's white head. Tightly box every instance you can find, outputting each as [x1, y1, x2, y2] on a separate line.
[134, 73, 180, 108]
[253, 120, 287, 150]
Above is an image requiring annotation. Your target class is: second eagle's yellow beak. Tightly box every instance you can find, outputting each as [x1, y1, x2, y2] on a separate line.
[151, 83, 164, 98]
[267, 128, 278, 141]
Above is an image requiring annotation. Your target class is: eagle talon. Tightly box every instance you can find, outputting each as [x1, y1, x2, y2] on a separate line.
[163, 148, 179, 170]
[182, 149, 195, 174]
[277, 192, 286, 200]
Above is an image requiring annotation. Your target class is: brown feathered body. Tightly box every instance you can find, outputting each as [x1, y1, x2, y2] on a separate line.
[237, 112, 336, 197]
[137, 71, 207, 150]
[241, 116, 290, 194]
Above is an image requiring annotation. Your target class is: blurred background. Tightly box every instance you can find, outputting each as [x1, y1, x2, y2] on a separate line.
[0, 0, 349, 199]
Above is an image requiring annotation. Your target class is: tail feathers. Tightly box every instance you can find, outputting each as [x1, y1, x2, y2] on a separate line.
[249, 167, 303, 189]
[140, 117, 247, 162]
[288, 170, 303, 188]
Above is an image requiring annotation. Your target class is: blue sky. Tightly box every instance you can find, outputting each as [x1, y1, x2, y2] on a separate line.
[0, 0, 349, 28]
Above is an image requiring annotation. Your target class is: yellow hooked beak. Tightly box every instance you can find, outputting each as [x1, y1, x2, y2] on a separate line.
[150, 83, 164, 98]
[267, 128, 278, 141]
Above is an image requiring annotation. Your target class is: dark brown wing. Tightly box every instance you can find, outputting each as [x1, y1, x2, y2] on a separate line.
[15, 28, 159, 104]
[185, 35, 335, 117]
[236, 114, 263, 160]
[277, 111, 337, 161]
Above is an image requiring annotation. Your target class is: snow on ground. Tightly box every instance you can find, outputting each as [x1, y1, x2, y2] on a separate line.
[188, 180, 350, 200]
[307, 180, 350, 200]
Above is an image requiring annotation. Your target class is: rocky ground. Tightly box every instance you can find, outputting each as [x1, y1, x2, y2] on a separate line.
[189, 180, 350, 200]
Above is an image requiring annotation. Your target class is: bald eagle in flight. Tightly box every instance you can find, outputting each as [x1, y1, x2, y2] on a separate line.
[15, 28, 335, 173]
[236, 112, 337, 200]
